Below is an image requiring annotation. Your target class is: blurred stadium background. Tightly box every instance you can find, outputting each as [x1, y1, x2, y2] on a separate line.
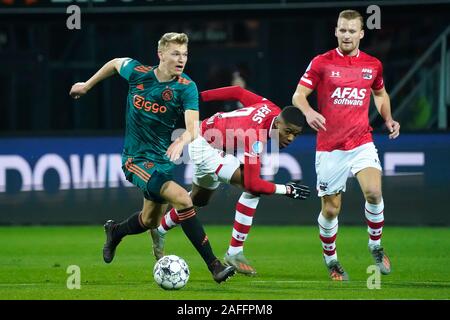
[0, 0, 449, 300]
[1, 0, 449, 226]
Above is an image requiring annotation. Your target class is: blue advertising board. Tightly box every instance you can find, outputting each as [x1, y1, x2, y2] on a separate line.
[0, 133, 449, 225]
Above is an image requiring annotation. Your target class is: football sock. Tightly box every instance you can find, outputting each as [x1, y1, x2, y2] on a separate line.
[318, 212, 338, 265]
[158, 207, 180, 235]
[157, 191, 192, 234]
[365, 199, 385, 249]
[178, 207, 217, 267]
[114, 211, 149, 240]
[227, 192, 260, 256]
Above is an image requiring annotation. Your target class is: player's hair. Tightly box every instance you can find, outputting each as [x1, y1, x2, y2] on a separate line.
[280, 106, 305, 128]
[158, 32, 189, 51]
[338, 9, 364, 29]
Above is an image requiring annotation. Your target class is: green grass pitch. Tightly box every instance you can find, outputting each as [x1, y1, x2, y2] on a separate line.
[0, 225, 449, 299]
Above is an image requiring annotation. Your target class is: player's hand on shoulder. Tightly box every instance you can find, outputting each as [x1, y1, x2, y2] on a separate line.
[304, 109, 326, 132]
[70, 82, 89, 99]
[385, 119, 400, 139]
[285, 182, 311, 200]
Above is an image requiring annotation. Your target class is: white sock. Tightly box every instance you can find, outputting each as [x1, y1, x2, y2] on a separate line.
[227, 246, 243, 256]
[365, 199, 384, 249]
[318, 212, 338, 265]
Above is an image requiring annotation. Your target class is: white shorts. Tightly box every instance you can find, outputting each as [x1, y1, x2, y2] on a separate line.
[315, 142, 382, 197]
[188, 136, 241, 190]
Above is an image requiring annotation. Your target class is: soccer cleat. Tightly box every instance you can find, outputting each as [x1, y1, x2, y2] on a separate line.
[370, 245, 391, 275]
[102, 220, 121, 264]
[150, 228, 165, 261]
[209, 259, 236, 283]
[224, 252, 257, 276]
[325, 259, 349, 281]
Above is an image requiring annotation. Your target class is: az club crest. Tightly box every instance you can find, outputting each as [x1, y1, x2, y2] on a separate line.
[362, 68, 373, 80]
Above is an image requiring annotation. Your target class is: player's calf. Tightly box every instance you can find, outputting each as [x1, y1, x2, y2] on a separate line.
[158, 207, 180, 234]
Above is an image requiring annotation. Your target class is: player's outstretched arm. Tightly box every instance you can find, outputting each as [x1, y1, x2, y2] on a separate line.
[372, 88, 400, 139]
[243, 154, 310, 200]
[292, 84, 326, 132]
[69, 58, 126, 99]
[201, 86, 264, 107]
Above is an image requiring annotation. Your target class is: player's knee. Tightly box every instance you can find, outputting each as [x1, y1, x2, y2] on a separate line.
[173, 192, 193, 210]
[364, 189, 382, 204]
[323, 204, 340, 218]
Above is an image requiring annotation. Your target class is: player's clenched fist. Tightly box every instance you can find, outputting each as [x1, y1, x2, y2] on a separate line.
[285, 182, 311, 200]
[69, 82, 89, 99]
[385, 119, 400, 140]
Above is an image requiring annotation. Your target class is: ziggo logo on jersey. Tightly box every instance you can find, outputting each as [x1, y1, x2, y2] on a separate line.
[133, 95, 167, 113]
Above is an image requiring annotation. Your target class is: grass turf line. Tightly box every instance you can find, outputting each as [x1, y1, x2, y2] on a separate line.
[0, 225, 449, 299]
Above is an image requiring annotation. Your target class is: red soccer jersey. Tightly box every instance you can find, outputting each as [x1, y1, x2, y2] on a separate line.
[299, 48, 385, 151]
[200, 86, 281, 195]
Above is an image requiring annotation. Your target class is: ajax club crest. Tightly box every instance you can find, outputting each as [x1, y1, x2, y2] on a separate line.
[162, 88, 174, 102]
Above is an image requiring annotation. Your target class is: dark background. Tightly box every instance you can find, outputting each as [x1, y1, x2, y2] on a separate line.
[1, 2, 449, 134]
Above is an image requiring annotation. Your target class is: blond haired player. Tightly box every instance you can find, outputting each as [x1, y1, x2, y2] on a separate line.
[292, 10, 400, 281]
[70, 33, 235, 283]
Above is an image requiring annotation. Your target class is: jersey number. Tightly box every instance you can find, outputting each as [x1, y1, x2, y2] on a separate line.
[220, 107, 256, 118]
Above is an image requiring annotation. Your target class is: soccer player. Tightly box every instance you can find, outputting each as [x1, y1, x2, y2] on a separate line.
[152, 85, 311, 275]
[292, 10, 400, 281]
[69, 32, 235, 283]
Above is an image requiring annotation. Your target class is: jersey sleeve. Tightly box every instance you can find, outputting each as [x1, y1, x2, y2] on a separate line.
[181, 82, 199, 111]
[298, 56, 321, 90]
[242, 136, 276, 195]
[372, 60, 385, 90]
[119, 58, 143, 84]
[201, 86, 265, 107]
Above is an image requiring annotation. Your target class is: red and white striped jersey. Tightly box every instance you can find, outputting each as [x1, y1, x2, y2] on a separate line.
[299, 48, 384, 151]
[200, 86, 281, 195]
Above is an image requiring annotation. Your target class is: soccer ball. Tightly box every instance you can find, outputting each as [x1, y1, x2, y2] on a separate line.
[153, 255, 190, 290]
